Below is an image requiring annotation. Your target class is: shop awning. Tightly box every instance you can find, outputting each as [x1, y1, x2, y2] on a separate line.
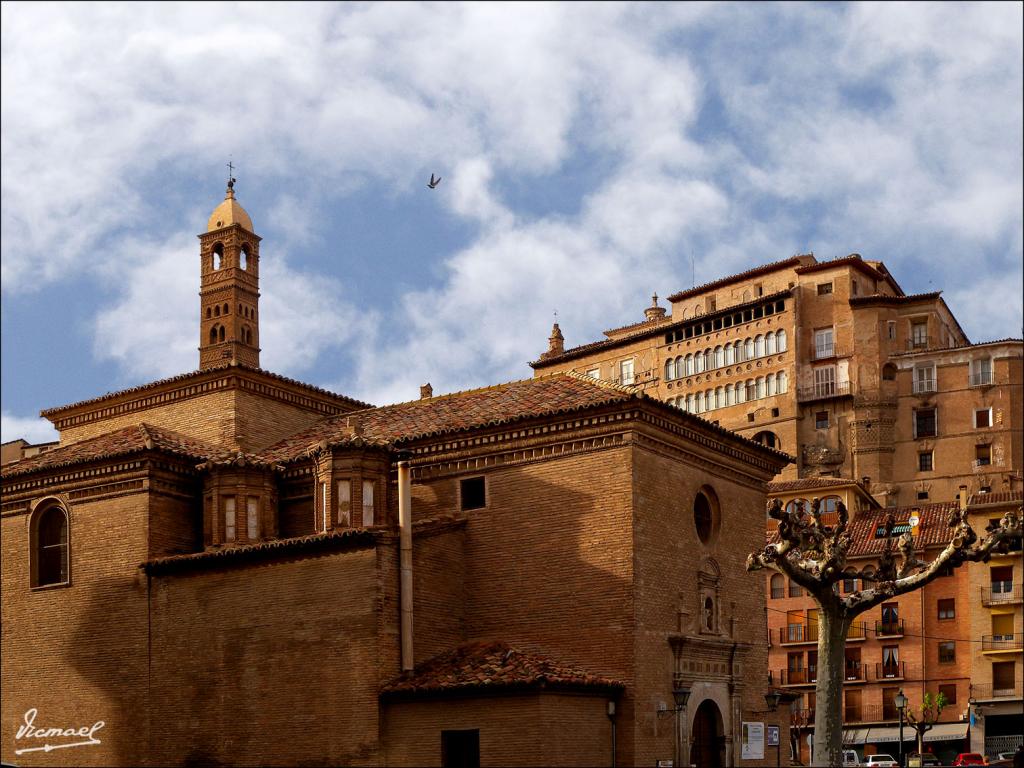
[843, 728, 872, 745]
[923, 722, 969, 742]
[863, 726, 916, 743]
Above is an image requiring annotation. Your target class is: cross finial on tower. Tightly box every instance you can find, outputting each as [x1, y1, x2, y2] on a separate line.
[226, 160, 236, 192]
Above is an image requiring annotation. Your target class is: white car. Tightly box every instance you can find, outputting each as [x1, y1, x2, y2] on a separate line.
[864, 756, 899, 768]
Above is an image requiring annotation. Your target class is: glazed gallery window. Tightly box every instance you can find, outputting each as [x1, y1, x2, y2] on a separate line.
[34, 505, 70, 587]
[337, 480, 351, 526]
[225, 497, 236, 542]
[813, 328, 834, 359]
[246, 497, 259, 540]
[361, 480, 375, 526]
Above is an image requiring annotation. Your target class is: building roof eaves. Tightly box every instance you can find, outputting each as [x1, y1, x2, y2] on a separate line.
[531, 288, 793, 368]
[890, 337, 1022, 358]
[0, 423, 229, 479]
[796, 254, 905, 295]
[849, 291, 942, 307]
[40, 363, 371, 419]
[666, 255, 810, 303]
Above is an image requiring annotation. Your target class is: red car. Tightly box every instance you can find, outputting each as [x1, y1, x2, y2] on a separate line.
[952, 754, 987, 766]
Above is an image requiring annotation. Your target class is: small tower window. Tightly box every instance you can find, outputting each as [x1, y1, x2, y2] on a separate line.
[206, 307, 212, 319]
[223, 303, 229, 315]
[209, 325, 218, 345]
[218, 326, 225, 343]
[214, 305, 221, 317]
[240, 243, 250, 271]
[212, 243, 224, 270]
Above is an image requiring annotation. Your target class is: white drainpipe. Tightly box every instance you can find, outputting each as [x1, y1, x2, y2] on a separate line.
[398, 460, 414, 671]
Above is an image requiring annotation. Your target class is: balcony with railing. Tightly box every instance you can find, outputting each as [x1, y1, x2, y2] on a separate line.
[780, 624, 818, 645]
[846, 621, 867, 642]
[907, 337, 930, 351]
[778, 668, 817, 687]
[797, 380, 853, 403]
[982, 583, 1023, 606]
[843, 663, 868, 684]
[970, 681, 1024, 701]
[982, 633, 1023, 652]
[844, 704, 890, 724]
[970, 370, 994, 387]
[812, 344, 848, 361]
[912, 378, 937, 394]
[875, 660, 906, 681]
[875, 619, 905, 638]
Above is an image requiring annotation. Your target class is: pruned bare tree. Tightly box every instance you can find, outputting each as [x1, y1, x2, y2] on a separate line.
[748, 497, 1023, 767]
[906, 690, 947, 758]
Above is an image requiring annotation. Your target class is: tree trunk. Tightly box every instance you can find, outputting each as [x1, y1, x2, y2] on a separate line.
[812, 607, 850, 767]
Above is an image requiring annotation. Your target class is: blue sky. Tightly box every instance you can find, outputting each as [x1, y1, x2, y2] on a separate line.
[2, 2, 1022, 443]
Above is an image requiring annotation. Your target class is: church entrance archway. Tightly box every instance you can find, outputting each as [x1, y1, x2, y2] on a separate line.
[691, 698, 724, 768]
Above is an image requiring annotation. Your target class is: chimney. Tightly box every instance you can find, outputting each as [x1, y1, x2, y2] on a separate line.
[541, 322, 565, 360]
[420, 383, 433, 400]
[644, 293, 667, 322]
[958, 484, 969, 511]
[861, 476, 871, 492]
[344, 416, 362, 437]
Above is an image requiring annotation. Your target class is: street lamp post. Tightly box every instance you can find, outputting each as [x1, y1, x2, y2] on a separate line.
[895, 689, 908, 768]
[674, 686, 691, 768]
[659, 685, 692, 767]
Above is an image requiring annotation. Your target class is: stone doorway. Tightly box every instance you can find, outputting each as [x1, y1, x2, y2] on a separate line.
[691, 699, 724, 768]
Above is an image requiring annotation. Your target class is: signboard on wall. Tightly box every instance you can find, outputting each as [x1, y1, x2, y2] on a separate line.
[742, 722, 765, 760]
[767, 725, 780, 746]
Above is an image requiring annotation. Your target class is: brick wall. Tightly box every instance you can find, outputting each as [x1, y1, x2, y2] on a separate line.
[382, 692, 613, 767]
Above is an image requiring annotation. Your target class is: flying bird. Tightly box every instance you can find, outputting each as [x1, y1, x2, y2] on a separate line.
[428, 173, 441, 189]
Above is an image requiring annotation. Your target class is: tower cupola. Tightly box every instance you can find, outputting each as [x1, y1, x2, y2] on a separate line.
[198, 177, 262, 369]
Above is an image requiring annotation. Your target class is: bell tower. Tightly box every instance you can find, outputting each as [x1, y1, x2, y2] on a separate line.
[198, 177, 262, 369]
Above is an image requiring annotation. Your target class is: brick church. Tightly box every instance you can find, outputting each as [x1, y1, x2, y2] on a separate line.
[1, 184, 792, 767]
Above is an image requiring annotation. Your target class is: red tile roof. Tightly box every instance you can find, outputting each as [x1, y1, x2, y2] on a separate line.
[666, 255, 812, 303]
[39, 362, 370, 418]
[846, 502, 962, 557]
[258, 373, 636, 463]
[142, 526, 378, 574]
[968, 490, 1023, 507]
[381, 641, 624, 697]
[1, 423, 229, 479]
[767, 477, 867, 493]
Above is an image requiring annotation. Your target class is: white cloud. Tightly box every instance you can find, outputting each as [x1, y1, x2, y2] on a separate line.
[2, 1, 1021, 408]
[1, 412, 59, 445]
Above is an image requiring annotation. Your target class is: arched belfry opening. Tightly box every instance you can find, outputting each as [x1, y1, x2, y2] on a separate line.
[198, 177, 261, 369]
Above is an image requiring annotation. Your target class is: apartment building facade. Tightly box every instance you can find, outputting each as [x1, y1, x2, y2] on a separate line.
[764, 481, 1022, 763]
[531, 255, 1023, 505]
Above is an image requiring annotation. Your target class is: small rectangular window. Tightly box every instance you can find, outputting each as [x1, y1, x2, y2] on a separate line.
[975, 444, 991, 466]
[246, 496, 259, 540]
[851, 279, 859, 295]
[771, 407, 780, 417]
[992, 661, 1016, 692]
[815, 411, 829, 429]
[225, 497, 236, 542]
[586, 368, 600, 379]
[747, 413, 755, 423]
[362, 480, 375, 526]
[817, 282, 833, 295]
[620, 358, 635, 385]
[975, 409, 992, 428]
[914, 408, 937, 438]
[887, 321, 897, 340]
[938, 683, 957, 704]
[937, 598, 955, 620]
[337, 479, 351, 525]
[460, 477, 486, 511]
[918, 452, 933, 472]
[789, 580, 803, 598]
[913, 364, 936, 393]
[917, 491, 929, 501]
[938, 642, 956, 663]
[911, 322, 928, 348]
